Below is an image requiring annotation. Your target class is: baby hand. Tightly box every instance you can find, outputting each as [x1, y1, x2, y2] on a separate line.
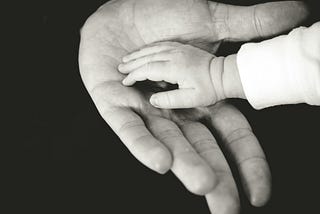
[118, 42, 222, 109]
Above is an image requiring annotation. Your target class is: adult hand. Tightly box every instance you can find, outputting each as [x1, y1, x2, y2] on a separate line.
[79, 0, 308, 213]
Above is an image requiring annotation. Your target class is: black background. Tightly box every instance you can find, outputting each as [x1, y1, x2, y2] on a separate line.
[5, 0, 320, 213]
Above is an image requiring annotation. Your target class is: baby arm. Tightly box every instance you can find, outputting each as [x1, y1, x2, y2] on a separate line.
[237, 22, 320, 109]
[118, 42, 245, 109]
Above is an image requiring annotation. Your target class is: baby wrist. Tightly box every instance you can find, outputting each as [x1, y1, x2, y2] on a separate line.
[223, 54, 246, 99]
[209, 54, 246, 102]
[209, 56, 227, 101]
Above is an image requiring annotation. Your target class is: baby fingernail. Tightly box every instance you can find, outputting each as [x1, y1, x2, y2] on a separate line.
[150, 96, 159, 107]
[122, 56, 128, 62]
[122, 78, 128, 85]
[118, 64, 124, 71]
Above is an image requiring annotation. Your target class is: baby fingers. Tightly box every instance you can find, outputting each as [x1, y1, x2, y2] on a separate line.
[122, 41, 182, 63]
[150, 89, 197, 109]
[122, 61, 175, 86]
[118, 51, 172, 73]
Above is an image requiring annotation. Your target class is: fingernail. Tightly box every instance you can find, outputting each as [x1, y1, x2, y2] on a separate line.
[122, 78, 128, 85]
[150, 96, 159, 107]
[122, 56, 128, 63]
[118, 64, 124, 71]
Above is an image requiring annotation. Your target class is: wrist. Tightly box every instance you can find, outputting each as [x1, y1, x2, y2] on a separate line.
[222, 54, 246, 99]
[209, 56, 227, 102]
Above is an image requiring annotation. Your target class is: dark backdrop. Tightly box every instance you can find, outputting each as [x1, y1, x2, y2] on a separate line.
[6, 0, 319, 213]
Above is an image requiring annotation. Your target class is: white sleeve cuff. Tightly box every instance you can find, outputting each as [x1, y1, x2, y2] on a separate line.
[237, 23, 320, 109]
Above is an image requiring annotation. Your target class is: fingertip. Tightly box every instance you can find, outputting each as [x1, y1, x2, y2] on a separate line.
[206, 190, 240, 214]
[188, 166, 217, 195]
[191, 179, 216, 196]
[150, 95, 160, 108]
[118, 63, 125, 72]
[177, 161, 217, 195]
[240, 158, 272, 207]
[282, 1, 309, 23]
[122, 56, 130, 63]
[249, 172, 272, 207]
[210, 199, 240, 214]
[122, 78, 131, 86]
[122, 78, 127, 85]
[250, 189, 271, 207]
[151, 147, 173, 174]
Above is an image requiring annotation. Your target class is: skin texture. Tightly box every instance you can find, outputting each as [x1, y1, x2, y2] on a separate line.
[120, 43, 246, 107]
[119, 41, 220, 108]
[78, 0, 308, 213]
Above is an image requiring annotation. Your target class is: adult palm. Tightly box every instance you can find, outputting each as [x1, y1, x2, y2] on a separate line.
[79, 0, 308, 213]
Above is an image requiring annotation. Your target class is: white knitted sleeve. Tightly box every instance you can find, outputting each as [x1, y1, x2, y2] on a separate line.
[237, 22, 320, 109]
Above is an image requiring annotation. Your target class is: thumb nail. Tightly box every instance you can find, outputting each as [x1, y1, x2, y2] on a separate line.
[122, 78, 128, 85]
[150, 96, 159, 107]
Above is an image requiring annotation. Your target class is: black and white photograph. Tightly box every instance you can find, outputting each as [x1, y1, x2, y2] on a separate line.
[6, 0, 320, 213]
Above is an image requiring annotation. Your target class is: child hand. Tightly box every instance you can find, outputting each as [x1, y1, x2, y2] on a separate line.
[118, 42, 222, 109]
